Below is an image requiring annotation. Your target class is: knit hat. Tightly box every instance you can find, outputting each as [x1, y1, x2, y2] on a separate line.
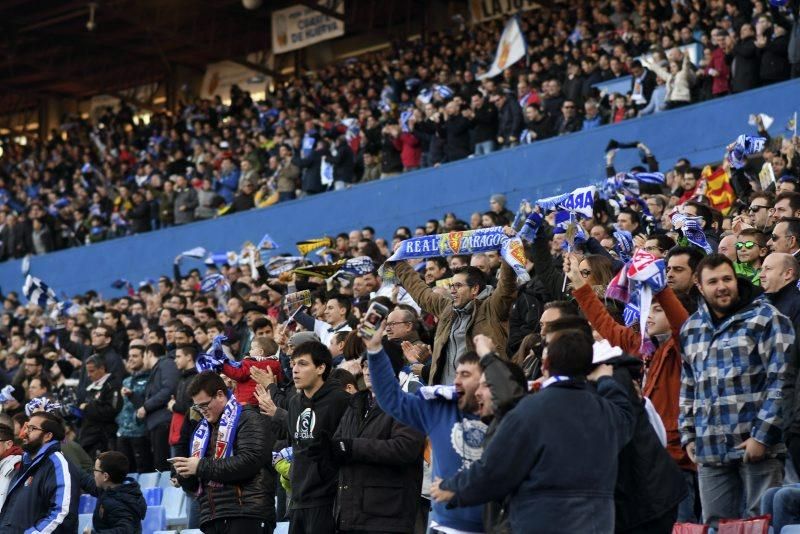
[289, 331, 320, 348]
[490, 193, 506, 207]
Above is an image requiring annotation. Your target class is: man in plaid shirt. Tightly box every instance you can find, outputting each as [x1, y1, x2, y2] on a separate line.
[680, 254, 795, 527]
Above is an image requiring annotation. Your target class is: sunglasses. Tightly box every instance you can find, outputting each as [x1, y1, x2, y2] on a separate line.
[748, 205, 769, 213]
[736, 241, 757, 250]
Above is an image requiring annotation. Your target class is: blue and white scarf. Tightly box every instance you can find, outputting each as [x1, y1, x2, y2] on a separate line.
[25, 396, 61, 416]
[536, 186, 595, 218]
[613, 230, 634, 262]
[671, 212, 713, 254]
[191, 392, 242, 461]
[416, 385, 458, 401]
[0, 385, 15, 404]
[196, 335, 240, 373]
[727, 134, 766, 169]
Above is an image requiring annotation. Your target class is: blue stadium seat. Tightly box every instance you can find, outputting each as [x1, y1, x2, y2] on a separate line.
[178, 530, 202, 534]
[127, 472, 139, 482]
[138, 471, 160, 488]
[141, 505, 167, 534]
[275, 522, 289, 534]
[162, 486, 186, 527]
[78, 513, 93, 533]
[157, 471, 173, 489]
[152, 531, 177, 534]
[78, 494, 96, 514]
[142, 487, 163, 506]
[781, 526, 800, 534]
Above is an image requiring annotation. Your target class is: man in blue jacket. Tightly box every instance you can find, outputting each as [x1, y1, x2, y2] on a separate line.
[0, 411, 80, 534]
[366, 323, 487, 533]
[430, 328, 635, 534]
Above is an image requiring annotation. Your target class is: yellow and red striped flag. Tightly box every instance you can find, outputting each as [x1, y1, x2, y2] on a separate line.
[702, 165, 735, 216]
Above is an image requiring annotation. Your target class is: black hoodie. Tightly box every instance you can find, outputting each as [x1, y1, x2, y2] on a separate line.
[287, 378, 350, 509]
[81, 474, 147, 533]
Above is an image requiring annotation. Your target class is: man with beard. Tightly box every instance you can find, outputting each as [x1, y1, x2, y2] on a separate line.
[0, 411, 80, 533]
[680, 254, 794, 527]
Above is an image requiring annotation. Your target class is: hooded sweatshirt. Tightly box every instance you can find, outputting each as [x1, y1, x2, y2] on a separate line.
[287, 378, 351, 509]
[82, 475, 147, 533]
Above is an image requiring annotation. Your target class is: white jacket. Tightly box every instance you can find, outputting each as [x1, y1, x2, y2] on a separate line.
[0, 452, 21, 511]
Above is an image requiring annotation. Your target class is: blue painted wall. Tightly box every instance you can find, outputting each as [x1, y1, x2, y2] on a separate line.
[3, 79, 799, 298]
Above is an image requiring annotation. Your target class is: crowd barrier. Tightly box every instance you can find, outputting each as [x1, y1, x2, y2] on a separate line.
[2, 78, 799, 297]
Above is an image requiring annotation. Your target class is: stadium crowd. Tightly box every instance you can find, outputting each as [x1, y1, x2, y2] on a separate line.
[1, 0, 800, 261]
[0, 110, 799, 534]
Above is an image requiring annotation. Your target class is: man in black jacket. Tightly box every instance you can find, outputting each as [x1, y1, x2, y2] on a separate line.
[0, 411, 80, 534]
[329, 342, 425, 533]
[731, 23, 760, 92]
[494, 90, 523, 148]
[79, 355, 122, 458]
[174, 372, 273, 533]
[58, 324, 125, 403]
[138, 343, 178, 471]
[168, 344, 198, 456]
[437, 101, 471, 163]
[286, 341, 350, 534]
[468, 93, 498, 156]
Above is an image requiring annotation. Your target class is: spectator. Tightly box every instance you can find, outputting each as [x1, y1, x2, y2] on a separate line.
[704, 29, 732, 97]
[469, 92, 499, 156]
[285, 341, 350, 534]
[438, 101, 471, 162]
[138, 342, 178, 472]
[275, 145, 301, 202]
[173, 174, 198, 226]
[174, 372, 273, 533]
[392, 117, 422, 172]
[629, 60, 657, 110]
[643, 53, 696, 109]
[680, 254, 794, 526]
[367, 325, 487, 534]
[581, 99, 607, 130]
[0, 411, 80, 533]
[554, 100, 583, 135]
[116, 343, 153, 473]
[331, 135, 356, 190]
[328, 340, 425, 533]
[78, 355, 122, 458]
[495, 90, 523, 148]
[79, 451, 147, 533]
[0, 423, 22, 510]
[57, 323, 125, 404]
[731, 23, 761, 93]
[767, 217, 800, 259]
[393, 260, 516, 385]
[756, 14, 791, 85]
[521, 103, 554, 142]
[168, 344, 198, 455]
[430, 328, 634, 534]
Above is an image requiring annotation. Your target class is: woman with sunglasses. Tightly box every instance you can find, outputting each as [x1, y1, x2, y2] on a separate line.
[733, 228, 768, 286]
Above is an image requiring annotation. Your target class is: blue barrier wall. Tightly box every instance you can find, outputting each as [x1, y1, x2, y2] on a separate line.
[2, 79, 799, 298]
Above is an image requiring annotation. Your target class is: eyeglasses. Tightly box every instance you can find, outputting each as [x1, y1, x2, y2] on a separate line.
[579, 269, 592, 278]
[191, 398, 215, 412]
[644, 246, 664, 253]
[385, 321, 411, 328]
[748, 205, 770, 213]
[450, 282, 470, 290]
[26, 424, 45, 434]
[736, 241, 757, 250]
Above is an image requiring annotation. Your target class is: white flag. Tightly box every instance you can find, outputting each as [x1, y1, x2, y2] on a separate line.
[479, 17, 527, 80]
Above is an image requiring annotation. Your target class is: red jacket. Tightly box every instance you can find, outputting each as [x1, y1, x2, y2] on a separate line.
[706, 47, 731, 96]
[222, 357, 283, 406]
[572, 284, 694, 471]
[392, 133, 422, 169]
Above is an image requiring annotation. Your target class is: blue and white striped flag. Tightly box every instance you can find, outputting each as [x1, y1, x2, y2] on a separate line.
[400, 109, 414, 133]
[23, 275, 57, 307]
[258, 233, 279, 250]
[434, 84, 454, 100]
[417, 88, 433, 104]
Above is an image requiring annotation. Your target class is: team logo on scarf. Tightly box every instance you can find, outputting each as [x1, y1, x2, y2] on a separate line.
[448, 232, 464, 254]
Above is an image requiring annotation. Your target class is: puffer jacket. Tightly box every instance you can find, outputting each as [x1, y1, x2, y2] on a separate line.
[117, 370, 150, 438]
[333, 390, 425, 533]
[680, 279, 794, 465]
[178, 406, 273, 526]
[81, 473, 147, 533]
[0, 440, 80, 534]
[572, 284, 694, 471]
[394, 260, 517, 385]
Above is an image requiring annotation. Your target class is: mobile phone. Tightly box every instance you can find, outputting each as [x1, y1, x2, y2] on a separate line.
[358, 302, 389, 338]
[166, 457, 179, 464]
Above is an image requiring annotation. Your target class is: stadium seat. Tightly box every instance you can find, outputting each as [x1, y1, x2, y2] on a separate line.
[78, 513, 93, 533]
[142, 487, 164, 506]
[127, 472, 139, 482]
[162, 486, 187, 527]
[142, 505, 167, 534]
[152, 531, 177, 534]
[178, 530, 203, 534]
[78, 494, 96, 514]
[275, 522, 289, 534]
[157, 471, 173, 489]
[138, 471, 160, 488]
[782, 526, 800, 534]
